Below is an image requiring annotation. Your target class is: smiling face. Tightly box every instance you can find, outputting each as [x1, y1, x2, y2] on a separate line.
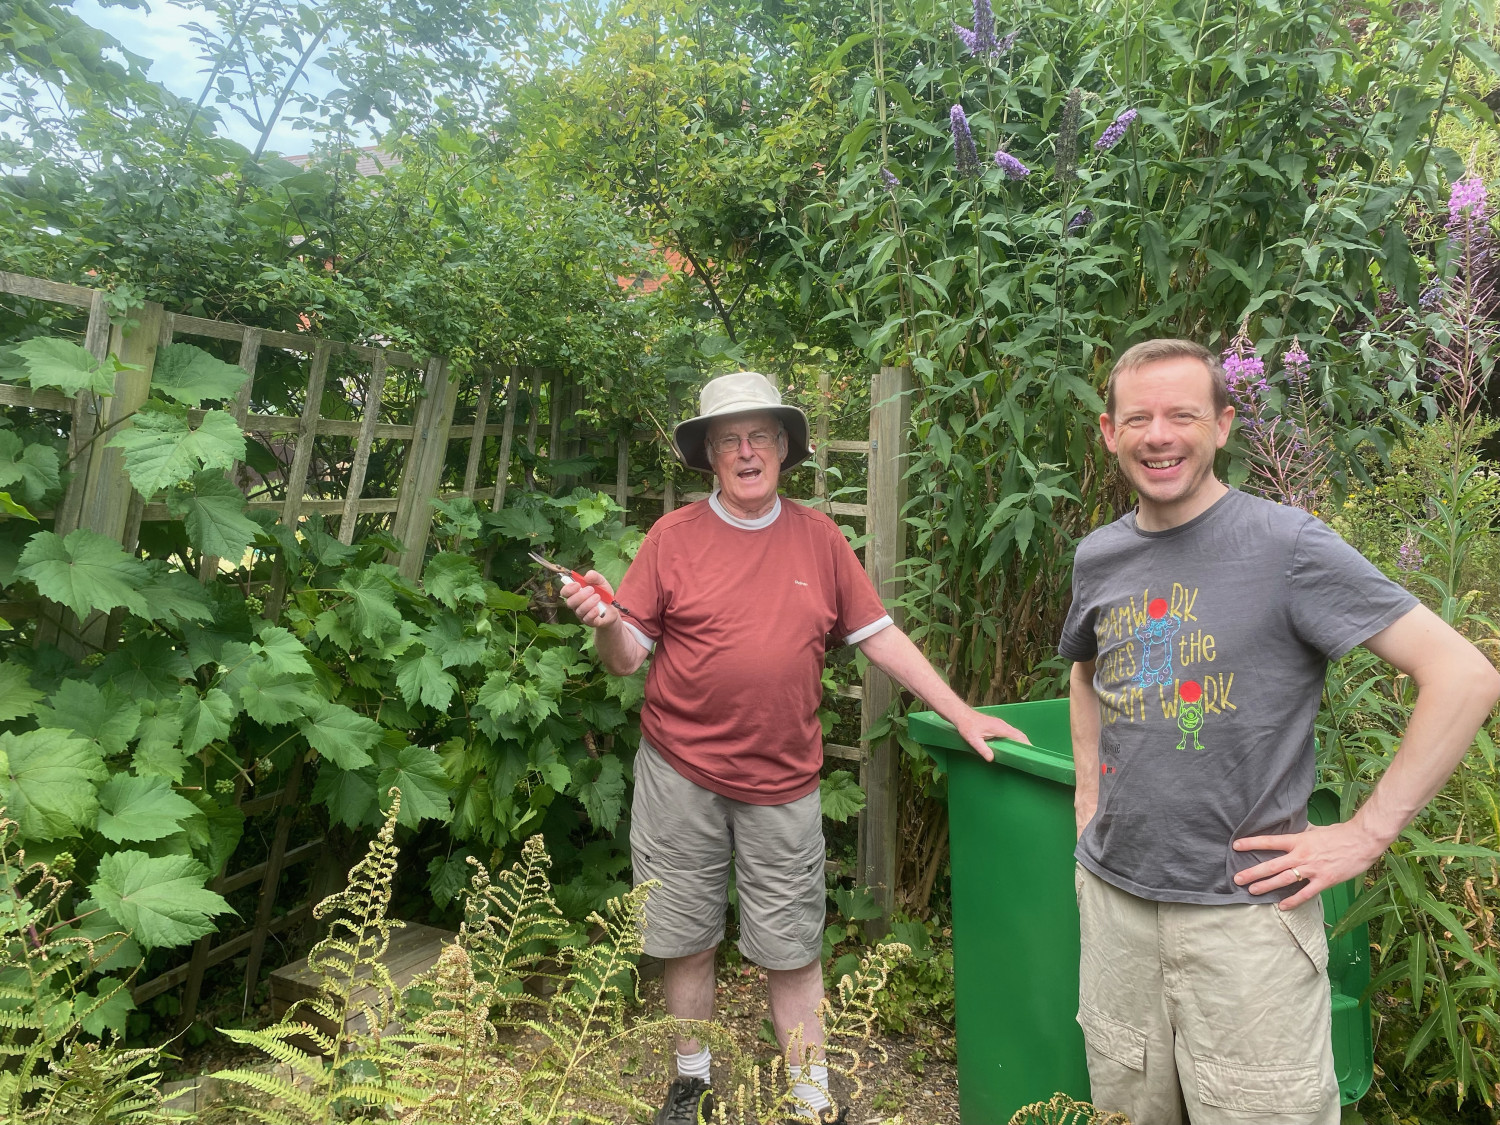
[707, 410, 786, 520]
[1100, 355, 1234, 531]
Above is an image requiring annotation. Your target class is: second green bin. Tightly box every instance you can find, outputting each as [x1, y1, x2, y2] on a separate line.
[908, 698, 1372, 1123]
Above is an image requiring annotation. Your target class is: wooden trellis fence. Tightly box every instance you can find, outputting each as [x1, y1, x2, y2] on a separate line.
[0, 270, 913, 1009]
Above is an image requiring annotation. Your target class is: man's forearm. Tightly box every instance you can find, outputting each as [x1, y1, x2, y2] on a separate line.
[1069, 660, 1101, 838]
[856, 625, 970, 719]
[592, 618, 649, 676]
[1351, 667, 1500, 849]
[1355, 608, 1500, 851]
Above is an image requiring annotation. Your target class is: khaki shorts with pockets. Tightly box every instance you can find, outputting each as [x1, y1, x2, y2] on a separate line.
[1076, 864, 1340, 1124]
[630, 740, 825, 970]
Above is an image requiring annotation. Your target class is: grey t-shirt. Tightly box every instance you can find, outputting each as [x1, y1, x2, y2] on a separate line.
[1058, 488, 1417, 905]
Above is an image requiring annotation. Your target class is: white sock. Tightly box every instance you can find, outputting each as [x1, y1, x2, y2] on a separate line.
[676, 1046, 712, 1082]
[789, 1062, 831, 1117]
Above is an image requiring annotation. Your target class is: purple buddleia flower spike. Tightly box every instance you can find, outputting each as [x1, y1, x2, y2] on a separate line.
[996, 29, 1020, 51]
[951, 104, 980, 178]
[993, 149, 1030, 179]
[1066, 207, 1094, 234]
[954, 0, 997, 57]
[880, 167, 900, 192]
[1095, 107, 1138, 152]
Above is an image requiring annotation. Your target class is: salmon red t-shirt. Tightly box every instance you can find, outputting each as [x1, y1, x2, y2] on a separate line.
[616, 492, 891, 805]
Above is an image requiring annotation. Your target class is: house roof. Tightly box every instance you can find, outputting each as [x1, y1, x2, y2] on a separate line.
[284, 146, 398, 177]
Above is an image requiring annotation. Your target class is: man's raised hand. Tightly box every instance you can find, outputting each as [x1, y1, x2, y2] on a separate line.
[561, 571, 620, 629]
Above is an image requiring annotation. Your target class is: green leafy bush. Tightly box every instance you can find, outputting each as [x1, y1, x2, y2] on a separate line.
[0, 811, 172, 1124]
[0, 333, 649, 1036]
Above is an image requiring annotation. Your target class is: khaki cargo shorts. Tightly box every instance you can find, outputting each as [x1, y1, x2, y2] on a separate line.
[630, 740, 826, 970]
[1076, 864, 1340, 1124]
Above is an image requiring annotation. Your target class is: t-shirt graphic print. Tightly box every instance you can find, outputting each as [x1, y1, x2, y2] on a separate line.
[1059, 489, 1417, 905]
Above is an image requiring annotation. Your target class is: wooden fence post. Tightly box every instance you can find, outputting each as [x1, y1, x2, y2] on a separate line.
[858, 364, 912, 937]
[461, 366, 495, 499]
[40, 302, 163, 656]
[264, 343, 330, 621]
[199, 326, 263, 579]
[337, 353, 390, 545]
[491, 367, 519, 513]
[392, 357, 459, 580]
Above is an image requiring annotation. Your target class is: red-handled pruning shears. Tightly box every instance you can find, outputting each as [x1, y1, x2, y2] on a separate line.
[527, 551, 632, 619]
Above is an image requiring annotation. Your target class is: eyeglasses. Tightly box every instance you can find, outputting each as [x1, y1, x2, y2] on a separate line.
[708, 430, 780, 455]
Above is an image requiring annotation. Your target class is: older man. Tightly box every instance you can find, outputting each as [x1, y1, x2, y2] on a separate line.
[563, 371, 1024, 1124]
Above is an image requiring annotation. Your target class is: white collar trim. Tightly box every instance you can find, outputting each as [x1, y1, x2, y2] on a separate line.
[709, 486, 781, 530]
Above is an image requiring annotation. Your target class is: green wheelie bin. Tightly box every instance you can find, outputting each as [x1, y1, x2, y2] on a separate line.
[908, 699, 1373, 1123]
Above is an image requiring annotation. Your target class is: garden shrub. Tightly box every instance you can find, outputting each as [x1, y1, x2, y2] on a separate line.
[0, 333, 651, 1038]
[0, 811, 172, 1124]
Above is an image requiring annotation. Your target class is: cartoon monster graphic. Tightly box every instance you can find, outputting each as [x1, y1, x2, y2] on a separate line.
[1176, 680, 1206, 751]
[1134, 597, 1182, 688]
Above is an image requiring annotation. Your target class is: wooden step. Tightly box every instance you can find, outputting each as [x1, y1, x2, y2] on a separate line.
[269, 922, 456, 1044]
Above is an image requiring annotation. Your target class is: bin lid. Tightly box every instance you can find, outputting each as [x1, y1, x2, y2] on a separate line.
[907, 699, 1076, 786]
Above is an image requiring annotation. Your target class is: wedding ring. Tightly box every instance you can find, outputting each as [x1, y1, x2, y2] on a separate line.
[1291, 867, 1303, 881]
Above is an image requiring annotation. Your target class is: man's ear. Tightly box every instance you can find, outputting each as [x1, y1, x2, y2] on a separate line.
[1100, 411, 1119, 453]
[1215, 405, 1235, 448]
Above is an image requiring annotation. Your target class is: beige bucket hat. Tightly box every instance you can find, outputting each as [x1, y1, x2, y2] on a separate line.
[672, 371, 810, 473]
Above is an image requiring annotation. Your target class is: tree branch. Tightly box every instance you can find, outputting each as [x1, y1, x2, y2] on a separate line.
[678, 243, 736, 343]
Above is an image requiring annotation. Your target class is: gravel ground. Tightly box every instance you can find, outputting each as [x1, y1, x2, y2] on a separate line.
[616, 966, 963, 1124]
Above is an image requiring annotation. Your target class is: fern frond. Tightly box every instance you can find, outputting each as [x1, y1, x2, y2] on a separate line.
[1008, 1093, 1133, 1125]
[302, 790, 405, 1058]
[460, 835, 572, 993]
[207, 1066, 327, 1121]
[218, 1026, 332, 1083]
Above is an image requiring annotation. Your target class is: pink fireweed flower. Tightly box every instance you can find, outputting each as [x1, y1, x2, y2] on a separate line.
[1282, 342, 1310, 384]
[1397, 532, 1423, 574]
[1447, 175, 1487, 232]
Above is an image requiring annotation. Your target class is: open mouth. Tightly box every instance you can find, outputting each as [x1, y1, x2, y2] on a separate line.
[737, 467, 763, 481]
[1142, 457, 1184, 471]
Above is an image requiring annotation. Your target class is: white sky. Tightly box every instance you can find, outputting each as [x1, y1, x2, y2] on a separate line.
[73, 0, 371, 157]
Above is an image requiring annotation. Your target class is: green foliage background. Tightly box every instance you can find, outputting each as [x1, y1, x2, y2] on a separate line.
[4, 0, 1500, 1119]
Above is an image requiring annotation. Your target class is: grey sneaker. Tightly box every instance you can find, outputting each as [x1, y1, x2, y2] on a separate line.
[653, 1077, 714, 1125]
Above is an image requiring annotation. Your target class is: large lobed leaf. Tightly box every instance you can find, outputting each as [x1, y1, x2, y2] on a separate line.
[108, 407, 245, 497]
[95, 773, 199, 843]
[376, 743, 452, 827]
[4, 337, 117, 396]
[394, 645, 458, 711]
[34, 679, 141, 756]
[167, 469, 261, 560]
[819, 769, 867, 823]
[150, 343, 247, 406]
[0, 728, 107, 841]
[0, 431, 60, 507]
[88, 850, 233, 949]
[297, 698, 382, 769]
[16, 528, 150, 620]
[0, 661, 43, 722]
